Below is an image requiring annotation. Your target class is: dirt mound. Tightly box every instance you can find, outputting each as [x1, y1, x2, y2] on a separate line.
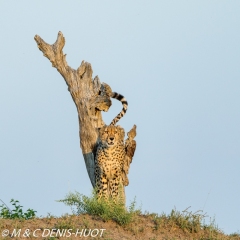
[0, 214, 239, 240]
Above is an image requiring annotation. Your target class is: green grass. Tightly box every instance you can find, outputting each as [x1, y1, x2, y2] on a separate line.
[57, 191, 140, 226]
[147, 207, 222, 236]
[0, 199, 36, 220]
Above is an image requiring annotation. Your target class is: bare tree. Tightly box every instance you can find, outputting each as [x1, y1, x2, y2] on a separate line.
[34, 32, 136, 201]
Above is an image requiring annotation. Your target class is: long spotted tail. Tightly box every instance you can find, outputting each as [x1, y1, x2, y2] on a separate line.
[110, 92, 128, 125]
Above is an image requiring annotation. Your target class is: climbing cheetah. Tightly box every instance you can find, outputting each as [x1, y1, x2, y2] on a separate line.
[95, 125, 126, 202]
[109, 92, 128, 126]
[101, 83, 128, 126]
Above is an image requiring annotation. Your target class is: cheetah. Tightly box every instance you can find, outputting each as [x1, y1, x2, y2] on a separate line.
[100, 83, 128, 126]
[109, 92, 128, 126]
[95, 125, 126, 202]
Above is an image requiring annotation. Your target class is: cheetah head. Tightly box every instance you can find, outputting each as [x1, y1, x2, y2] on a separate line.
[99, 125, 125, 148]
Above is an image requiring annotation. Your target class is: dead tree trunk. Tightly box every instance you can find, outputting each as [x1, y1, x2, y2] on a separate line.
[34, 32, 136, 204]
[34, 32, 112, 187]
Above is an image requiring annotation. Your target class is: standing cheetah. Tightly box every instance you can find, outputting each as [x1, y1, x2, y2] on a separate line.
[95, 125, 126, 202]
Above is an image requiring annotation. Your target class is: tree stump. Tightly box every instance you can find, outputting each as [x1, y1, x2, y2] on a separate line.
[34, 32, 136, 203]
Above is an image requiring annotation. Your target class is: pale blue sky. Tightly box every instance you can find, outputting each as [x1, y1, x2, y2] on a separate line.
[0, 1, 240, 234]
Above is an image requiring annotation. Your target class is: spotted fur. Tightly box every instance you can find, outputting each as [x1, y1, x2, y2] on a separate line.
[95, 125, 125, 202]
[110, 92, 128, 126]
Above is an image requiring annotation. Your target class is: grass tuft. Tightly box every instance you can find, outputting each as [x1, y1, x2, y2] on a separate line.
[57, 191, 140, 226]
[146, 206, 222, 236]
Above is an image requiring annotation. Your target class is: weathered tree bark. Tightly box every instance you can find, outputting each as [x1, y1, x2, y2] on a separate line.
[34, 32, 112, 187]
[34, 32, 136, 204]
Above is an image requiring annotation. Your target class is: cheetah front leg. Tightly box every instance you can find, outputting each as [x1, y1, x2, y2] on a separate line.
[109, 176, 121, 203]
[96, 174, 109, 200]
